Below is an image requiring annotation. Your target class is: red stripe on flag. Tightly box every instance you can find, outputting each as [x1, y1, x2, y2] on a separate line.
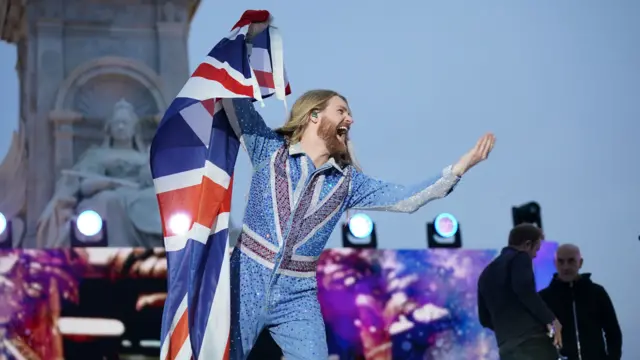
[232, 10, 270, 30]
[156, 184, 201, 237]
[222, 175, 233, 214]
[167, 310, 189, 360]
[195, 177, 229, 229]
[157, 175, 233, 237]
[201, 98, 216, 116]
[253, 69, 274, 89]
[223, 334, 231, 360]
[191, 63, 254, 98]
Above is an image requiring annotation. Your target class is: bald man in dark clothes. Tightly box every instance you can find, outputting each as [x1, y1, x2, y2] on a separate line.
[477, 224, 563, 360]
[539, 244, 622, 360]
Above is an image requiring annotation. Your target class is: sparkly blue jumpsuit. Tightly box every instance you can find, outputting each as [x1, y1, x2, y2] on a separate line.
[224, 98, 461, 360]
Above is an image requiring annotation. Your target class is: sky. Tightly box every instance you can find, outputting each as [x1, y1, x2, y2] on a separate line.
[0, 0, 639, 356]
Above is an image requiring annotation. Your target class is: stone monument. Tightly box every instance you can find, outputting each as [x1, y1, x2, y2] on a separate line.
[38, 99, 163, 248]
[0, 0, 203, 247]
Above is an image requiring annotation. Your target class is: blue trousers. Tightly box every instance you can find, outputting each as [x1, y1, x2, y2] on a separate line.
[229, 249, 328, 360]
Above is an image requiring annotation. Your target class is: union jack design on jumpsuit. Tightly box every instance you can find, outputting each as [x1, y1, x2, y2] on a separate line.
[225, 98, 461, 359]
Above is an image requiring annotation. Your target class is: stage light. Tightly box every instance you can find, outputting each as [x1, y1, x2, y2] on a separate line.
[433, 213, 458, 238]
[77, 210, 103, 236]
[427, 212, 462, 249]
[342, 213, 377, 249]
[0, 212, 6, 235]
[0, 212, 11, 249]
[512, 201, 543, 230]
[169, 213, 191, 235]
[348, 213, 374, 238]
[71, 210, 107, 247]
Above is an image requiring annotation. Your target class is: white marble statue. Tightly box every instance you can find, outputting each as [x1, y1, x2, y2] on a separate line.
[37, 99, 162, 248]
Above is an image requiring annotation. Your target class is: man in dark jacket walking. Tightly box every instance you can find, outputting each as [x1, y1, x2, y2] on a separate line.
[477, 223, 562, 360]
[539, 244, 622, 360]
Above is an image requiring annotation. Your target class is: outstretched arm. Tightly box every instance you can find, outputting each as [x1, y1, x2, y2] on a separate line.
[346, 133, 496, 213]
[221, 98, 282, 167]
[346, 166, 460, 213]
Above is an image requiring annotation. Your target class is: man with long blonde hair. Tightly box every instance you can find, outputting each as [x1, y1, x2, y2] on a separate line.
[222, 85, 495, 359]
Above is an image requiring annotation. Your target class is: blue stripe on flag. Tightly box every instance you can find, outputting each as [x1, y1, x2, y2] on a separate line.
[208, 35, 252, 81]
[251, 30, 270, 52]
[150, 123, 208, 179]
[206, 113, 241, 176]
[188, 229, 230, 358]
[159, 98, 201, 128]
[160, 245, 194, 341]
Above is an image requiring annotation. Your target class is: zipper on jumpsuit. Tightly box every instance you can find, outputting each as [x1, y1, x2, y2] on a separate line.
[570, 282, 583, 360]
[263, 163, 330, 312]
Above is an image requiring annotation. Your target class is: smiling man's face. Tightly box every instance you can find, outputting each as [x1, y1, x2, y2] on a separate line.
[316, 96, 353, 158]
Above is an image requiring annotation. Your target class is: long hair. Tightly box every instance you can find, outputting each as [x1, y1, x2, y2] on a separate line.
[274, 89, 361, 171]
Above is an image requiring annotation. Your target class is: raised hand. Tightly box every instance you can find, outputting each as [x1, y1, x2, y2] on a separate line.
[247, 22, 269, 41]
[452, 133, 495, 177]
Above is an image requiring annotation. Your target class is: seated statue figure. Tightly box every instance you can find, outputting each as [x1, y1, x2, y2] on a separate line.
[37, 99, 162, 248]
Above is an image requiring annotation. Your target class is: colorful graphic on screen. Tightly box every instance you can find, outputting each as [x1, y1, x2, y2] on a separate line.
[317, 249, 500, 360]
[0, 242, 557, 359]
[317, 242, 558, 360]
[0, 248, 166, 360]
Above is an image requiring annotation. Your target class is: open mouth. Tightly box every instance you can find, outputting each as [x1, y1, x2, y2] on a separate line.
[336, 126, 349, 141]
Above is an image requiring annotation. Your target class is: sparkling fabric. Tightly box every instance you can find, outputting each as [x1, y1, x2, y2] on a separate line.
[225, 98, 461, 360]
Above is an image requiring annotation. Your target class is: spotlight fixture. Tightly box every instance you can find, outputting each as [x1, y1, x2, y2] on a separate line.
[0, 212, 12, 249]
[71, 210, 107, 247]
[512, 201, 543, 230]
[427, 212, 462, 249]
[342, 213, 377, 249]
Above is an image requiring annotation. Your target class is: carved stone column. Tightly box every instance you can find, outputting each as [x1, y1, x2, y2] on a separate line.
[49, 110, 83, 177]
[24, 15, 65, 244]
[156, 1, 190, 101]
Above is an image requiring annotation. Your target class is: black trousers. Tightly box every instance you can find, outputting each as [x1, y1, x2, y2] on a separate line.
[500, 336, 561, 360]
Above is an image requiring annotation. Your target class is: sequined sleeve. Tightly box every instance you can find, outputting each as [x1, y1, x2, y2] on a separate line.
[346, 166, 461, 213]
[221, 98, 283, 166]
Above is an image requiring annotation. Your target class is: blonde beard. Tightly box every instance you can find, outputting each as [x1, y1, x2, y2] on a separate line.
[282, 121, 362, 172]
[317, 119, 351, 160]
